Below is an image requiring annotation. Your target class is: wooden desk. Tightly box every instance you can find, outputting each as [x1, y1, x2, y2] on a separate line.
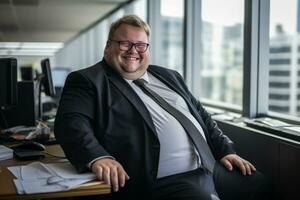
[0, 144, 111, 200]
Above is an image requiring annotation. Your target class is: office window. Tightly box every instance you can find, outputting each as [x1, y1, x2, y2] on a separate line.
[160, 0, 184, 75]
[131, 0, 147, 21]
[198, 0, 244, 108]
[269, 0, 299, 117]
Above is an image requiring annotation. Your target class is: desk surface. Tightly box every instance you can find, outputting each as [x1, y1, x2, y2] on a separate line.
[0, 144, 111, 200]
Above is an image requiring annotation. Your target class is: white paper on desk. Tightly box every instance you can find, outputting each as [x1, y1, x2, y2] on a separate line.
[14, 179, 66, 194]
[0, 145, 13, 161]
[7, 165, 21, 179]
[8, 161, 52, 180]
[13, 179, 25, 194]
[13, 178, 92, 194]
[46, 162, 96, 179]
[8, 161, 97, 194]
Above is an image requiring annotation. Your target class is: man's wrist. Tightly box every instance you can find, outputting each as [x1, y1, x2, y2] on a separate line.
[88, 156, 115, 170]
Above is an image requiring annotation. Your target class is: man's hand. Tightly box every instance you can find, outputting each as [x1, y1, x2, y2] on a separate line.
[220, 154, 256, 175]
[91, 158, 130, 192]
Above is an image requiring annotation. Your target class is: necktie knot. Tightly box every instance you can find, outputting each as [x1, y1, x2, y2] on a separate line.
[133, 79, 147, 87]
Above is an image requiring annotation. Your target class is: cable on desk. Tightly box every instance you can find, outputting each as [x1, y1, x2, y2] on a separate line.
[44, 151, 66, 159]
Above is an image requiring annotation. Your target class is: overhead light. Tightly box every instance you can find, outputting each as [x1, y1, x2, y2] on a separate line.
[0, 42, 64, 56]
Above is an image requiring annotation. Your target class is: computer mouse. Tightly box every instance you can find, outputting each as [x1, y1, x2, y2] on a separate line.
[13, 141, 46, 151]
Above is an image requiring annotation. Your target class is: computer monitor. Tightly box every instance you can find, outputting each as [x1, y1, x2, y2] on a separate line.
[51, 67, 70, 104]
[0, 58, 18, 107]
[20, 66, 34, 81]
[1, 81, 40, 128]
[51, 68, 70, 88]
[40, 58, 55, 97]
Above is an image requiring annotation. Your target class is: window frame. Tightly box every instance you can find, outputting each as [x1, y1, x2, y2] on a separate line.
[243, 0, 270, 118]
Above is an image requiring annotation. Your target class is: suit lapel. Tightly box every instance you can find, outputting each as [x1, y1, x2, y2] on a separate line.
[104, 65, 158, 136]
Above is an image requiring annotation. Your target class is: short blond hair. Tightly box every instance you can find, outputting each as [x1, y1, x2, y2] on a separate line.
[107, 14, 150, 39]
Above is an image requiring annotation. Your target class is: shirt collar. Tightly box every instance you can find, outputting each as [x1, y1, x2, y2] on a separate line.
[124, 71, 150, 84]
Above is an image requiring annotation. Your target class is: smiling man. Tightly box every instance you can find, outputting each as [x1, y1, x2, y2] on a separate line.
[54, 15, 272, 200]
[104, 24, 150, 80]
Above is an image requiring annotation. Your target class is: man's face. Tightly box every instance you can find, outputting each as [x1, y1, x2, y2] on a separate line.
[104, 24, 150, 80]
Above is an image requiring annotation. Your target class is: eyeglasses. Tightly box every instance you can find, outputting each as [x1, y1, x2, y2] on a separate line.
[110, 39, 149, 53]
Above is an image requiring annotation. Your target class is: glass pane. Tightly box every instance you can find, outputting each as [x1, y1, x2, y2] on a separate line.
[132, 0, 147, 21]
[198, 0, 244, 108]
[160, 0, 184, 75]
[269, 0, 299, 117]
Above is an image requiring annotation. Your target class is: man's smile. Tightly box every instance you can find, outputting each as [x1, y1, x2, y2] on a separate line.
[123, 55, 139, 61]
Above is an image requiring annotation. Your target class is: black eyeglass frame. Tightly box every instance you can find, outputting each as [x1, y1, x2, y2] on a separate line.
[109, 39, 149, 53]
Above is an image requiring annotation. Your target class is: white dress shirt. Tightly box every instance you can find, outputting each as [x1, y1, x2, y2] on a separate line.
[126, 72, 207, 178]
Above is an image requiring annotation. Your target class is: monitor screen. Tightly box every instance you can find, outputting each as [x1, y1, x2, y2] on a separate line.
[0, 58, 18, 107]
[51, 68, 70, 88]
[41, 58, 55, 97]
[20, 66, 34, 81]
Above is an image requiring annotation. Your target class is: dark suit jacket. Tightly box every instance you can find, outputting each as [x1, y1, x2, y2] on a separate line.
[54, 60, 235, 199]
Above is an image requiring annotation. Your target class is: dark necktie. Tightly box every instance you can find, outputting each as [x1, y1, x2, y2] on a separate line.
[133, 79, 215, 173]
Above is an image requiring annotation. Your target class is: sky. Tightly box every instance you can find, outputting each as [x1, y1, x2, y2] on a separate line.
[161, 0, 184, 17]
[269, 0, 296, 36]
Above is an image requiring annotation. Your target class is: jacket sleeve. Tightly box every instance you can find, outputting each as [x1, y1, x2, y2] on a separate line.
[174, 71, 236, 160]
[54, 71, 110, 172]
